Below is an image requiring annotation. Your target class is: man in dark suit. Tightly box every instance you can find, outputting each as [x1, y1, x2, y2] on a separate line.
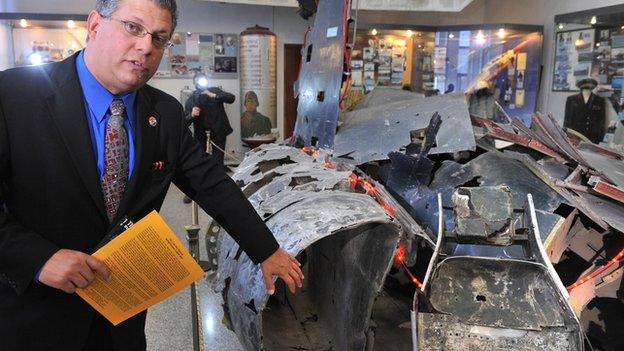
[0, 0, 303, 350]
[185, 72, 234, 168]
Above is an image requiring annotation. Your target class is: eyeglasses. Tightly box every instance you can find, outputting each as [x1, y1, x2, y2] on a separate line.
[101, 14, 173, 49]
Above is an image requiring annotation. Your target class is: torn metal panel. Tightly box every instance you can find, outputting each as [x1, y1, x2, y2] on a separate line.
[291, 0, 347, 148]
[590, 178, 624, 204]
[543, 209, 578, 264]
[452, 186, 514, 246]
[215, 191, 400, 350]
[246, 163, 352, 210]
[531, 113, 589, 166]
[504, 150, 613, 231]
[571, 192, 624, 233]
[334, 94, 476, 164]
[350, 87, 424, 111]
[533, 209, 565, 249]
[472, 115, 564, 160]
[232, 144, 320, 185]
[576, 142, 624, 189]
[366, 175, 434, 247]
[566, 219, 605, 263]
[430, 152, 566, 212]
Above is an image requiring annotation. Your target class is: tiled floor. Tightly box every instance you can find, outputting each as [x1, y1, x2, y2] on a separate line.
[145, 185, 243, 351]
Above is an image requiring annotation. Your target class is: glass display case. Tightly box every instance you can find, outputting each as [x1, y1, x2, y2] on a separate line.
[351, 24, 543, 124]
[7, 17, 87, 67]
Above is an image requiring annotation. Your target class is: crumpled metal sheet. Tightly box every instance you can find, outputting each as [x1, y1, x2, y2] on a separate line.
[232, 144, 320, 185]
[291, 0, 347, 148]
[388, 151, 566, 239]
[213, 141, 421, 350]
[334, 94, 476, 164]
[349, 87, 423, 111]
[576, 143, 624, 189]
[430, 152, 566, 212]
[245, 162, 352, 210]
[214, 191, 399, 350]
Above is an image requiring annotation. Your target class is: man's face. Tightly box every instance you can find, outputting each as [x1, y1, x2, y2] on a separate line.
[85, 0, 172, 94]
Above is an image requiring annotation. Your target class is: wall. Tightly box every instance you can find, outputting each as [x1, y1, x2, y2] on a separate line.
[0, 0, 307, 157]
[0, 22, 11, 71]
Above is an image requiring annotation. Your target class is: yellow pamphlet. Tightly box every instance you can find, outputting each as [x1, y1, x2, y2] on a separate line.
[76, 211, 205, 325]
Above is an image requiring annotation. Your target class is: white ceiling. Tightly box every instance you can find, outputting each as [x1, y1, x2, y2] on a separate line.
[200, 0, 475, 12]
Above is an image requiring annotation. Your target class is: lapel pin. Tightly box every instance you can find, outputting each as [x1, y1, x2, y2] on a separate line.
[148, 116, 158, 127]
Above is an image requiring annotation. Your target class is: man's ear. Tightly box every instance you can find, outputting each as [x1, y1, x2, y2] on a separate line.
[86, 10, 102, 43]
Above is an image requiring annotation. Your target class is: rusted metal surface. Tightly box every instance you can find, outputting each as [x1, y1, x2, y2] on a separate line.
[591, 178, 624, 204]
[471, 115, 564, 160]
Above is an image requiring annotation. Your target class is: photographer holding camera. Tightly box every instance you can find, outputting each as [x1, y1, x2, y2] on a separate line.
[185, 72, 234, 168]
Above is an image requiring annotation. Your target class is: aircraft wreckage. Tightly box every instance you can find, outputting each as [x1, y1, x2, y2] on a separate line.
[210, 0, 623, 350]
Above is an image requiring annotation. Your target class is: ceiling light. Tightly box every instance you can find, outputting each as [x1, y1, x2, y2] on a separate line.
[405, 30, 413, 37]
[19, 19, 28, 28]
[497, 28, 506, 39]
[449, 33, 455, 39]
[67, 20, 76, 29]
[590, 16, 597, 25]
[558, 23, 564, 30]
[371, 28, 377, 36]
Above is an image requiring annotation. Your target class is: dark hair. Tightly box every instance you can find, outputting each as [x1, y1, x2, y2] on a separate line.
[95, 0, 178, 34]
[244, 91, 259, 106]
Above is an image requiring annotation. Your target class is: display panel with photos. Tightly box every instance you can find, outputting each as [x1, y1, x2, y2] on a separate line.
[553, 28, 595, 91]
[155, 32, 238, 79]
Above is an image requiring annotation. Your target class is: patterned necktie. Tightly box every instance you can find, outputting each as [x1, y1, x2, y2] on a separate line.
[101, 99, 129, 221]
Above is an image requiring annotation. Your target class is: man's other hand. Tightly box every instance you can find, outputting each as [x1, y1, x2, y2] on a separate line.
[260, 248, 304, 295]
[191, 106, 201, 117]
[204, 91, 217, 99]
[39, 249, 111, 294]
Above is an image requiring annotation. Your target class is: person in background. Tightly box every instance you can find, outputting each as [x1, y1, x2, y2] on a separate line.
[0, 1, 303, 350]
[185, 72, 234, 168]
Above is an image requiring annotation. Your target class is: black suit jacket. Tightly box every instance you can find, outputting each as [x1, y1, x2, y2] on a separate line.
[184, 88, 234, 146]
[0, 53, 278, 350]
[564, 93, 606, 143]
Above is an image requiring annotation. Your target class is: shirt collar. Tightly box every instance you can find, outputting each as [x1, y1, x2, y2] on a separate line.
[75, 50, 136, 123]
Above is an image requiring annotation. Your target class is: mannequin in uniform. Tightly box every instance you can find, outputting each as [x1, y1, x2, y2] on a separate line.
[564, 78, 607, 143]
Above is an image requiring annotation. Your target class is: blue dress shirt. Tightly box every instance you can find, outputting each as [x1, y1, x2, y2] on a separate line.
[75, 50, 136, 180]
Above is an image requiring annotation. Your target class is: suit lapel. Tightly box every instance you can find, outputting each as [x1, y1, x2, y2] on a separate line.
[45, 55, 107, 221]
[114, 87, 159, 223]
